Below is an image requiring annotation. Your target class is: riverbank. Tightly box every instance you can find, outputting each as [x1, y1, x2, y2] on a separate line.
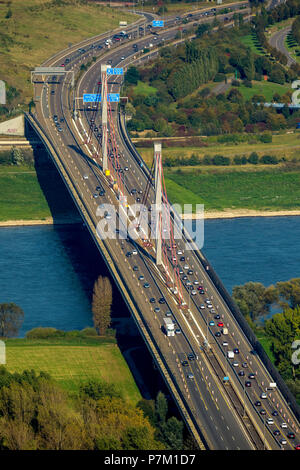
[2, 209, 300, 227]
[0, 216, 81, 227]
[182, 209, 300, 220]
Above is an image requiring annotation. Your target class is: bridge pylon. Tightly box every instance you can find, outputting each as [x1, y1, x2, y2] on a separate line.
[154, 142, 163, 266]
[101, 64, 108, 172]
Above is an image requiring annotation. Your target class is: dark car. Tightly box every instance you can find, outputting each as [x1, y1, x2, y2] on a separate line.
[126, 251, 132, 257]
[260, 409, 266, 415]
[245, 381, 251, 387]
[159, 298, 166, 304]
[288, 432, 295, 439]
[248, 373, 255, 379]
[181, 360, 188, 367]
[273, 429, 280, 436]
[133, 266, 139, 271]
[233, 348, 239, 354]
[255, 401, 261, 407]
[188, 354, 195, 361]
[149, 298, 155, 303]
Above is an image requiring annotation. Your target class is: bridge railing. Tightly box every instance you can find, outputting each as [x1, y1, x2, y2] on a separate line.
[119, 110, 300, 424]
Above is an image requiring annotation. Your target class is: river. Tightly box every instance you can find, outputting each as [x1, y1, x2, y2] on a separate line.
[0, 216, 299, 336]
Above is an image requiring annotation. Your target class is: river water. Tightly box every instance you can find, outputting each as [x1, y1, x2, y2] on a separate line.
[0, 216, 299, 336]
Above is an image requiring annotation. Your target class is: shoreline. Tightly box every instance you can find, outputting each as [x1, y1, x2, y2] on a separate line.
[0, 217, 82, 227]
[181, 209, 300, 220]
[1, 209, 300, 226]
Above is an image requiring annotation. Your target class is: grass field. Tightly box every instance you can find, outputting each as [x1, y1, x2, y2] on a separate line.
[0, 162, 80, 222]
[138, 131, 300, 165]
[5, 337, 142, 404]
[227, 80, 291, 102]
[133, 80, 157, 97]
[164, 169, 300, 212]
[0, 0, 136, 114]
[240, 34, 265, 56]
[0, 165, 51, 221]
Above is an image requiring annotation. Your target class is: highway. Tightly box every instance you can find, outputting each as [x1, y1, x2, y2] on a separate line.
[269, 25, 296, 67]
[28, 4, 300, 450]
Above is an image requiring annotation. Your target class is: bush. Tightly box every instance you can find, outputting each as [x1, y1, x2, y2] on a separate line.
[260, 154, 279, 164]
[212, 154, 230, 165]
[26, 327, 66, 339]
[243, 79, 252, 88]
[248, 152, 259, 164]
[260, 133, 272, 143]
[213, 73, 226, 82]
[81, 327, 98, 337]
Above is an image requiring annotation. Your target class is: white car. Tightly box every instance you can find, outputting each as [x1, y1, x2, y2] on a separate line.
[177, 250, 183, 255]
[191, 290, 197, 296]
[266, 418, 274, 425]
[232, 362, 239, 367]
[222, 341, 228, 347]
[281, 422, 288, 429]
[83, 174, 89, 180]
[132, 249, 138, 255]
[261, 392, 267, 399]
[193, 280, 199, 285]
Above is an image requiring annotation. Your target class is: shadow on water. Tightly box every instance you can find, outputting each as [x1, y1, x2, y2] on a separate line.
[29, 139, 165, 400]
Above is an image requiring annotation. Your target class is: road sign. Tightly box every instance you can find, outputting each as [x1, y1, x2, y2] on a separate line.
[152, 20, 164, 27]
[107, 67, 123, 75]
[83, 93, 120, 103]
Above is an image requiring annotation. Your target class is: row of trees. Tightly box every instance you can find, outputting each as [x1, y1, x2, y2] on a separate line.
[168, 47, 219, 100]
[0, 368, 169, 450]
[291, 16, 300, 45]
[163, 151, 282, 167]
[232, 279, 300, 397]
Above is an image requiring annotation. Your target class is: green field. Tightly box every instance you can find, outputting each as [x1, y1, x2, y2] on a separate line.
[164, 169, 300, 212]
[5, 337, 142, 405]
[0, 0, 136, 113]
[240, 34, 265, 56]
[228, 80, 291, 102]
[133, 80, 158, 97]
[0, 165, 51, 221]
[138, 131, 300, 166]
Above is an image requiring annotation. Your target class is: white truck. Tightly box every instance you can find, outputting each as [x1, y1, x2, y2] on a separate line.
[163, 317, 175, 337]
[119, 21, 127, 27]
[222, 328, 228, 335]
[227, 351, 234, 359]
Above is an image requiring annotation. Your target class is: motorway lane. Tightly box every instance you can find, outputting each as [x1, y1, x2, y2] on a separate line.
[33, 6, 299, 450]
[40, 23, 261, 451]
[39, 64, 256, 449]
[72, 42, 296, 450]
[269, 26, 296, 67]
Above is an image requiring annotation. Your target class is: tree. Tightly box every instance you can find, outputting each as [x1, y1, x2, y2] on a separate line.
[11, 146, 24, 166]
[92, 276, 112, 336]
[232, 282, 273, 321]
[125, 66, 140, 85]
[264, 306, 300, 380]
[155, 391, 168, 424]
[0, 303, 24, 338]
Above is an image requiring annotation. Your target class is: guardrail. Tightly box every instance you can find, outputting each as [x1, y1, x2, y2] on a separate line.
[24, 111, 207, 451]
[118, 109, 300, 425]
